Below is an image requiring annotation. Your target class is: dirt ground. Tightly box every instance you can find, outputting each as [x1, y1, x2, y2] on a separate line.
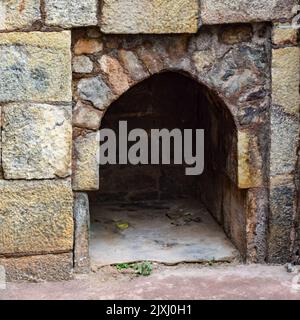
[1, 263, 300, 300]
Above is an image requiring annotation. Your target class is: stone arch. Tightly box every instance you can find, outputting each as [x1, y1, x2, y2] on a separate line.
[72, 29, 270, 262]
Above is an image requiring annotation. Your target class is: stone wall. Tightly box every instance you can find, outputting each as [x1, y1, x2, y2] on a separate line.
[0, 1, 299, 281]
[0, 1, 296, 31]
[0, 31, 74, 281]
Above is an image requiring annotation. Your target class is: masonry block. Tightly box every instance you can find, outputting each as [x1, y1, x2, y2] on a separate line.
[0, 0, 41, 31]
[2, 103, 72, 180]
[72, 131, 100, 191]
[270, 105, 299, 178]
[100, 0, 199, 34]
[272, 47, 300, 116]
[0, 253, 73, 282]
[0, 180, 74, 256]
[201, 0, 296, 24]
[268, 181, 296, 263]
[0, 31, 72, 103]
[74, 193, 90, 273]
[272, 24, 299, 46]
[45, 0, 98, 27]
[238, 130, 263, 189]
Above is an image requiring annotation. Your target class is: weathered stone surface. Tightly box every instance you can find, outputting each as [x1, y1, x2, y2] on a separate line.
[73, 56, 94, 73]
[0, 180, 73, 256]
[0, 0, 41, 31]
[272, 25, 299, 46]
[118, 49, 149, 82]
[269, 45, 300, 264]
[45, 0, 98, 27]
[74, 39, 103, 55]
[192, 50, 215, 71]
[222, 176, 247, 258]
[74, 193, 90, 273]
[246, 188, 268, 263]
[99, 55, 130, 95]
[136, 46, 164, 74]
[73, 132, 100, 191]
[2, 103, 72, 180]
[100, 0, 199, 34]
[77, 76, 115, 110]
[270, 105, 299, 177]
[219, 24, 253, 44]
[268, 182, 296, 263]
[202, 44, 268, 104]
[238, 130, 263, 189]
[0, 32, 72, 103]
[201, 0, 296, 24]
[73, 102, 103, 130]
[272, 47, 300, 115]
[0, 253, 73, 282]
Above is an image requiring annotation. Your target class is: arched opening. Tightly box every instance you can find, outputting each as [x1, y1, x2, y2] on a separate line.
[88, 71, 242, 266]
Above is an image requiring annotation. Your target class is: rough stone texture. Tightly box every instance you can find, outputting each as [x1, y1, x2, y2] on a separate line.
[118, 49, 149, 82]
[222, 176, 247, 258]
[0, 0, 41, 31]
[98, 55, 130, 95]
[73, 102, 103, 130]
[192, 50, 215, 71]
[268, 43, 300, 264]
[270, 105, 299, 178]
[272, 25, 299, 46]
[246, 188, 268, 263]
[201, 0, 297, 24]
[0, 32, 72, 103]
[268, 181, 296, 263]
[238, 130, 263, 189]
[2, 103, 72, 180]
[0, 253, 73, 282]
[72, 56, 93, 73]
[0, 180, 73, 256]
[77, 77, 115, 110]
[100, 0, 199, 34]
[72, 131, 100, 191]
[45, 0, 98, 27]
[74, 193, 90, 273]
[74, 39, 103, 55]
[272, 47, 300, 115]
[219, 24, 253, 45]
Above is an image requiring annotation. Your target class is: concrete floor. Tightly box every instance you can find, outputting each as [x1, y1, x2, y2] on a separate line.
[1, 264, 300, 300]
[90, 200, 238, 266]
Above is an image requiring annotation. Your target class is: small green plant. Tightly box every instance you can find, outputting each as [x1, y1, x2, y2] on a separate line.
[116, 263, 130, 270]
[133, 261, 153, 276]
[115, 261, 153, 276]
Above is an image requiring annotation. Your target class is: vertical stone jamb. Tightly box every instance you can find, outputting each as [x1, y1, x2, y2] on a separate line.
[268, 23, 300, 263]
[73, 192, 90, 273]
